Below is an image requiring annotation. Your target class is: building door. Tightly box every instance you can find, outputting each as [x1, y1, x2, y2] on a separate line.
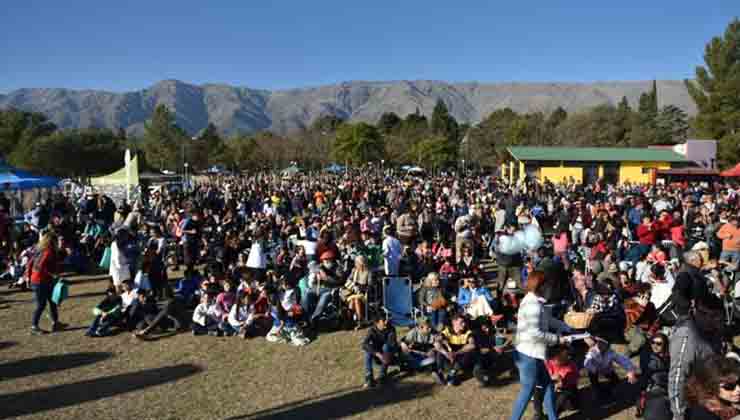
[584, 165, 599, 185]
[603, 163, 619, 184]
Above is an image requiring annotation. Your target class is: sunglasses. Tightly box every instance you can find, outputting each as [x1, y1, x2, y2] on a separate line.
[721, 381, 740, 391]
[651, 340, 665, 346]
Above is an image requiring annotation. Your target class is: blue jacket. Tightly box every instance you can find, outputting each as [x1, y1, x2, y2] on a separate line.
[457, 287, 494, 307]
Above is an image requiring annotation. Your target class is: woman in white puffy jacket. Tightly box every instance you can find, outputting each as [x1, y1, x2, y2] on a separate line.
[109, 232, 131, 293]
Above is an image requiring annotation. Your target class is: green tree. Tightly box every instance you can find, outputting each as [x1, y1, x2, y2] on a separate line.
[655, 105, 689, 144]
[0, 108, 57, 156]
[196, 123, 227, 168]
[143, 104, 187, 171]
[547, 107, 568, 129]
[410, 134, 458, 168]
[431, 99, 459, 141]
[377, 112, 402, 134]
[685, 18, 740, 166]
[332, 122, 385, 165]
[466, 108, 520, 165]
[10, 128, 125, 177]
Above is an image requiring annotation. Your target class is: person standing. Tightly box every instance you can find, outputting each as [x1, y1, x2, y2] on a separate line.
[382, 226, 401, 277]
[29, 231, 67, 335]
[510, 271, 570, 420]
[716, 215, 740, 269]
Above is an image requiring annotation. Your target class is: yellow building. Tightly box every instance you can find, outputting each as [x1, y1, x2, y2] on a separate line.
[503, 146, 691, 185]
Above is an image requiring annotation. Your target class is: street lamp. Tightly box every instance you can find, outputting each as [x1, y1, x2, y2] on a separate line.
[381, 159, 385, 177]
[184, 162, 189, 192]
[462, 159, 466, 176]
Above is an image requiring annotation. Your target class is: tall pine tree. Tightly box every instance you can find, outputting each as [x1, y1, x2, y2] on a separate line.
[685, 18, 740, 166]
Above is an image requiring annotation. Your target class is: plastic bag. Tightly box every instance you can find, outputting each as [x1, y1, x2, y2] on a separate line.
[99, 247, 111, 270]
[523, 225, 543, 250]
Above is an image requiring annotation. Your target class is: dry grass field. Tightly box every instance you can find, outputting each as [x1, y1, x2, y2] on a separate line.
[0, 273, 640, 420]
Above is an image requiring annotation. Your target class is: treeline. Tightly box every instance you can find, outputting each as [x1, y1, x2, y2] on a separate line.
[1, 18, 738, 177]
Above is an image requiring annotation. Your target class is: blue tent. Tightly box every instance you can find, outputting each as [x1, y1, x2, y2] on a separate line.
[0, 163, 60, 191]
[325, 163, 345, 173]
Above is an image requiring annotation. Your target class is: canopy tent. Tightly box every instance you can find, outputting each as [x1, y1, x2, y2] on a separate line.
[0, 163, 60, 191]
[406, 166, 426, 174]
[91, 154, 140, 186]
[281, 165, 301, 176]
[325, 163, 345, 173]
[721, 164, 740, 177]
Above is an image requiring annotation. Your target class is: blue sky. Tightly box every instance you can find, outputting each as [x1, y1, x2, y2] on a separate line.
[1, 1, 736, 93]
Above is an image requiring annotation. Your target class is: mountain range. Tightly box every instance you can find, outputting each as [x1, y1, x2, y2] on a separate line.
[0, 79, 696, 137]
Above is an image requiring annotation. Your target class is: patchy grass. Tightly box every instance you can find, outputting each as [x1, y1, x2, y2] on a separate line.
[0, 274, 639, 420]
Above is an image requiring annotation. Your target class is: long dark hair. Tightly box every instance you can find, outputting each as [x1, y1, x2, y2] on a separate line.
[687, 355, 740, 420]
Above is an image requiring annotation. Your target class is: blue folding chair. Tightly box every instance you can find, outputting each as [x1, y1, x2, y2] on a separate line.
[382, 276, 417, 327]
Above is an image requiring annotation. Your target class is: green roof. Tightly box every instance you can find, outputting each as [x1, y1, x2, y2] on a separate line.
[507, 146, 688, 163]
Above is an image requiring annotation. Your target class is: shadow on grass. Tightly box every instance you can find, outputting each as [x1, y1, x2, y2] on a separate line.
[0, 341, 17, 351]
[0, 363, 202, 419]
[560, 381, 638, 420]
[0, 352, 113, 381]
[227, 381, 435, 420]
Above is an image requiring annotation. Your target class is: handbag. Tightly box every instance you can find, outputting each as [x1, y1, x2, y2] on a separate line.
[564, 311, 594, 329]
[430, 295, 448, 310]
[52, 278, 69, 305]
[99, 246, 112, 270]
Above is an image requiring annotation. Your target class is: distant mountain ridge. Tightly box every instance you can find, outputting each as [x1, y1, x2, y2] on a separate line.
[0, 79, 696, 137]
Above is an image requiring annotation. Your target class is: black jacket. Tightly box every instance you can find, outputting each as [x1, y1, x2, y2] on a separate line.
[362, 325, 397, 353]
[640, 349, 669, 392]
[673, 265, 719, 318]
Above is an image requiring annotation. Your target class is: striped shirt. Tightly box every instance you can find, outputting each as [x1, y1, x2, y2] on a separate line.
[515, 292, 561, 360]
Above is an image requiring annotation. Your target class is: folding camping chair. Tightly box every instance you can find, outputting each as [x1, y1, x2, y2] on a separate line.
[382, 276, 418, 327]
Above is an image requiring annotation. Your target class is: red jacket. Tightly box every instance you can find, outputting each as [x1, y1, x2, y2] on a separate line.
[29, 248, 58, 285]
[636, 223, 657, 246]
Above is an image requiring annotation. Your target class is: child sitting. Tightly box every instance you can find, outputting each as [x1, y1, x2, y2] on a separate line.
[228, 290, 268, 339]
[361, 314, 398, 388]
[473, 318, 507, 386]
[86, 287, 122, 337]
[399, 318, 438, 372]
[266, 288, 310, 346]
[533, 345, 580, 419]
[192, 293, 221, 336]
[584, 336, 638, 401]
[215, 281, 236, 333]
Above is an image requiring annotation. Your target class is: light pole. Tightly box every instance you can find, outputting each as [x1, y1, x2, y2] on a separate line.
[381, 159, 385, 177]
[184, 162, 189, 192]
[462, 159, 466, 177]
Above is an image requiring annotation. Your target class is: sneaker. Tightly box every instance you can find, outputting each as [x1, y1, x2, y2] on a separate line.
[363, 378, 376, 388]
[30, 326, 45, 336]
[447, 370, 459, 386]
[432, 371, 446, 385]
[207, 330, 220, 337]
[52, 322, 68, 332]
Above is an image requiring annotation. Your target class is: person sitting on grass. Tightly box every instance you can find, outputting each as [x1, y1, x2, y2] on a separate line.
[532, 345, 580, 420]
[433, 314, 477, 386]
[192, 293, 221, 336]
[361, 314, 398, 388]
[584, 336, 638, 401]
[473, 317, 507, 387]
[265, 289, 310, 346]
[215, 281, 236, 332]
[400, 318, 438, 372]
[228, 290, 267, 339]
[86, 286, 122, 337]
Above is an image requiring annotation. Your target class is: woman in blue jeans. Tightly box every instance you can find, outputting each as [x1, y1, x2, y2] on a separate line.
[511, 271, 570, 420]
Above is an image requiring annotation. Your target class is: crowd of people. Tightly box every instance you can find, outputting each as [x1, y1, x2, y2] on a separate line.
[5, 169, 740, 420]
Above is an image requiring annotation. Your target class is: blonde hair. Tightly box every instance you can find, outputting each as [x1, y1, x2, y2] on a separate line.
[424, 272, 440, 288]
[37, 231, 57, 252]
[354, 255, 368, 271]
